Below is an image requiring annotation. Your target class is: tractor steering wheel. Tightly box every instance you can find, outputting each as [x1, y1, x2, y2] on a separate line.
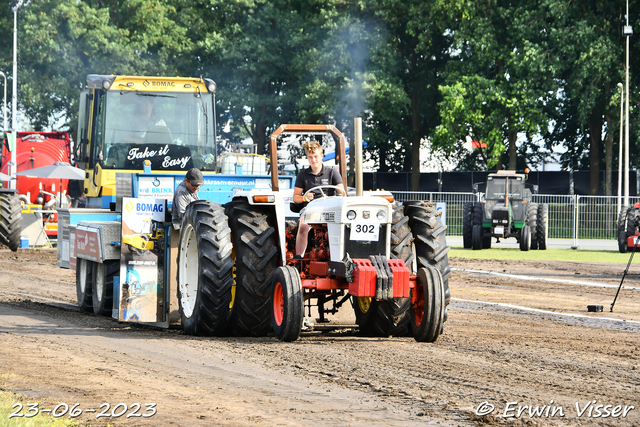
[303, 185, 347, 200]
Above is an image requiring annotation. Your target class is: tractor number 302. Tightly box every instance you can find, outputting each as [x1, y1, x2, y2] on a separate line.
[354, 224, 376, 233]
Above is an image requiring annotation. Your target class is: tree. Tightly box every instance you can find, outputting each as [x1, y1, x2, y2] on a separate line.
[192, 0, 318, 155]
[2, 0, 192, 135]
[434, 1, 557, 174]
[546, 1, 624, 195]
[368, 0, 452, 190]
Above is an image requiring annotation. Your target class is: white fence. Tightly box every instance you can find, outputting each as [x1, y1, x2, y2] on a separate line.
[392, 191, 640, 242]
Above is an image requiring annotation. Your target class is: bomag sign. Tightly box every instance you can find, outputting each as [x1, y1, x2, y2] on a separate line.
[142, 79, 176, 88]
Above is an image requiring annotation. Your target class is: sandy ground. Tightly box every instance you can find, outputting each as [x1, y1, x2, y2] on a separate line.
[0, 248, 639, 426]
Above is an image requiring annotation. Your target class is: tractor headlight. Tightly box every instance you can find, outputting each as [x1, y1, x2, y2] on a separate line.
[204, 78, 217, 93]
[347, 210, 357, 220]
[376, 209, 386, 220]
[102, 76, 116, 89]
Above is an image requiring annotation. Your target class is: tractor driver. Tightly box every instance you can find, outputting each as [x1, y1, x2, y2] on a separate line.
[292, 140, 343, 258]
[123, 97, 168, 144]
[172, 168, 204, 230]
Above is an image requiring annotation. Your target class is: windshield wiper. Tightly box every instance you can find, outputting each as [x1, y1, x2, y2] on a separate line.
[118, 85, 138, 95]
[136, 92, 177, 98]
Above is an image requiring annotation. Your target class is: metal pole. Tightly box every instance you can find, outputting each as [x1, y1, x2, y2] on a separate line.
[354, 117, 363, 197]
[618, 83, 624, 214]
[624, 0, 632, 207]
[10, 7, 18, 189]
[572, 196, 579, 249]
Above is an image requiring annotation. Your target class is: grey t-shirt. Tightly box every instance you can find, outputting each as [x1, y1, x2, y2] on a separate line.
[172, 181, 199, 229]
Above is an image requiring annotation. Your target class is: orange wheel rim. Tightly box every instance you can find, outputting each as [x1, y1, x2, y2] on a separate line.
[273, 281, 284, 326]
[414, 282, 424, 326]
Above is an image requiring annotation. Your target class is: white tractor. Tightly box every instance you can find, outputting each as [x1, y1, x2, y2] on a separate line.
[176, 124, 451, 341]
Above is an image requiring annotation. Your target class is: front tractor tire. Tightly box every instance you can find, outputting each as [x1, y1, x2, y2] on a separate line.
[225, 200, 279, 337]
[472, 204, 491, 249]
[177, 201, 234, 336]
[519, 225, 531, 251]
[472, 224, 483, 250]
[271, 266, 304, 342]
[412, 267, 445, 342]
[527, 202, 539, 250]
[537, 203, 549, 250]
[0, 192, 23, 252]
[462, 202, 474, 249]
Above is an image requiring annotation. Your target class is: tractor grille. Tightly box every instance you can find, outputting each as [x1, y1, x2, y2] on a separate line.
[492, 208, 509, 224]
[343, 224, 388, 259]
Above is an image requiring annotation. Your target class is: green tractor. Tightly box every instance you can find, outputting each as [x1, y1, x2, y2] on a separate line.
[462, 171, 548, 251]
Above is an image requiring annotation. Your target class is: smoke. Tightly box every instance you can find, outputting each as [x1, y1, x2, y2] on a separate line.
[333, 20, 374, 124]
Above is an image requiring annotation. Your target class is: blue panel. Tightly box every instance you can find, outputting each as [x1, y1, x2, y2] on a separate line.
[102, 195, 116, 209]
[68, 212, 120, 225]
[131, 173, 293, 207]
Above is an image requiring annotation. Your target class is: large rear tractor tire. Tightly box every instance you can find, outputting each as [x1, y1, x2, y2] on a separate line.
[617, 206, 634, 253]
[617, 206, 629, 253]
[92, 260, 118, 316]
[537, 203, 549, 250]
[352, 203, 414, 337]
[76, 258, 94, 312]
[462, 202, 473, 249]
[412, 267, 445, 342]
[619, 230, 629, 253]
[271, 266, 304, 342]
[177, 200, 234, 336]
[527, 202, 539, 250]
[405, 201, 451, 335]
[625, 208, 638, 251]
[225, 200, 279, 337]
[352, 296, 412, 337]
[519, 225, 531, 251]
[0, 192, 22, 252]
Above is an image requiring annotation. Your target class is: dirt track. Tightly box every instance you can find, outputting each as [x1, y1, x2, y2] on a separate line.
[1, 248, 639, 426]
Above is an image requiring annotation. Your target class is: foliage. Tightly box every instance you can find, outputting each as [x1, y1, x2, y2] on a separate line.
[434, 1, 558, 171]
[2, 0, 192, 136]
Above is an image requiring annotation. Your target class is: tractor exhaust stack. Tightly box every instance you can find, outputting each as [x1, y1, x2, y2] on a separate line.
[355, 117, 363, 197]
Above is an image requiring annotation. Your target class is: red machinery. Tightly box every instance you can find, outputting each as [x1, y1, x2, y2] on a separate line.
[1, 131, 72, 236]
